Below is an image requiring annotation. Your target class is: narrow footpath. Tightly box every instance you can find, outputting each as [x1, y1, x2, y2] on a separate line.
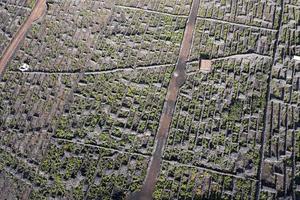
[129, 0, 200, 199]
[0, 0, 46, 77]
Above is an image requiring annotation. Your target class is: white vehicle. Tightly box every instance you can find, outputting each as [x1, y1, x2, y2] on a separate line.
[19, 63, 30, 72]
[293, 55, 300, 61]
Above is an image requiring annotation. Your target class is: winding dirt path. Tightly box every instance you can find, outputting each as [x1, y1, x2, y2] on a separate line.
[129, 0, 200, 199]
[0, 0, 46, 77]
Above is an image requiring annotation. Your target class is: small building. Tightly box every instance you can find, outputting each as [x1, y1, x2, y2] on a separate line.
[199, 58, 212, 73]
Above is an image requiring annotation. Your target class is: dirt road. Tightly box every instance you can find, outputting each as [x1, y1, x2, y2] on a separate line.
[0, 0, 46, 76]
[129, 0, 200, 199]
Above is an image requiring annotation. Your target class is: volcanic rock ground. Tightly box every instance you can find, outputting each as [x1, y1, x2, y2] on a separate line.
[0, 0, 299, 199]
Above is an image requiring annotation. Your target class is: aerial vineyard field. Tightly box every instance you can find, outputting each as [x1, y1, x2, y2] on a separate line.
[0, 0, 299, 199]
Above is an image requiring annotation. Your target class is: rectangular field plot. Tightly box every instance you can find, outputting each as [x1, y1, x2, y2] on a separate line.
[30, 139, 151, 199]
[7, 0, 187, 72]
[53, 66, 174, 155]
[198, 0, 282, 29]
[189, 18, 277, 60]
[0, 72, 80, 134]
[153, 161, 257, 199]
[163, 55, 272, 177]
[116, 0, 193, 15]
